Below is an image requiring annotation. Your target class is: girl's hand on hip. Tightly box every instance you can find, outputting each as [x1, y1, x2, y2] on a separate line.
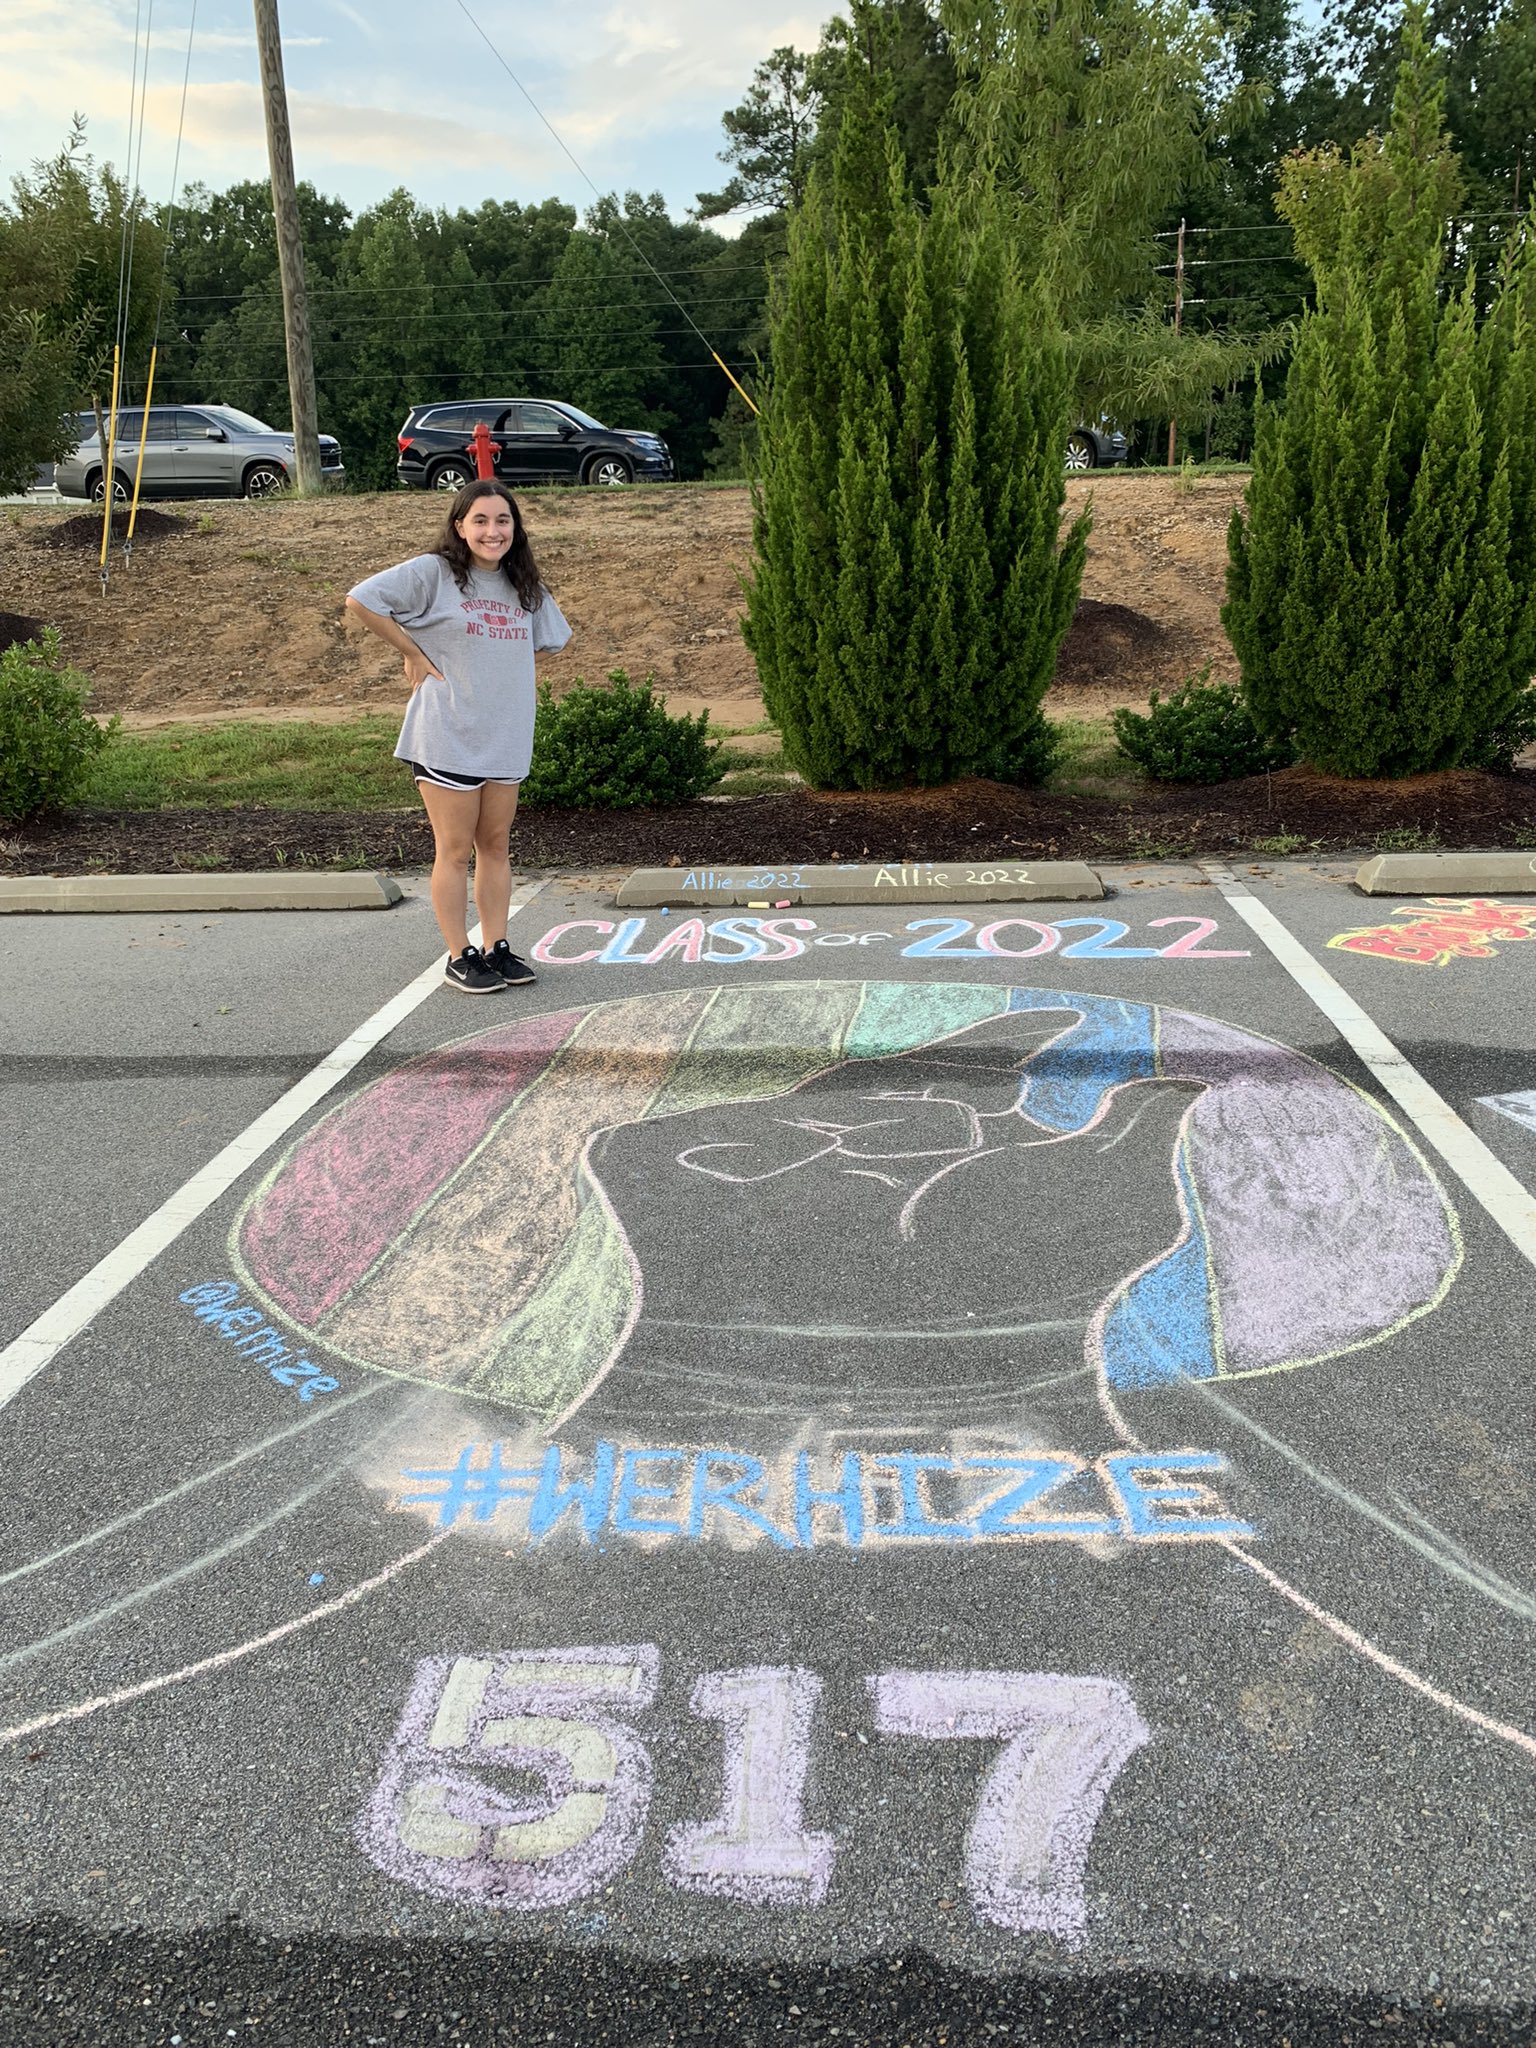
[404, 649, 444, 693]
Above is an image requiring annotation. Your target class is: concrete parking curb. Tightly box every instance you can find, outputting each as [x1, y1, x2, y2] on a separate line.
[616, 859, 1104, 907]
[0, 872, 405, 914]
[1354, 851, 1536, 896]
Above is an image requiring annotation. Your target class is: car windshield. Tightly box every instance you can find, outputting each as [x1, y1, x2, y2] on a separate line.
[204, 406, 278, 435]
[554, 405, 607, 431]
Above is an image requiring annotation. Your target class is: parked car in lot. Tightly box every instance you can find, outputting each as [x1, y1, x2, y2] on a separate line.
[54, 404, 345, 501]
[396, 399, 674, 491]
[30, 412, 99, 492]
[1066, 424, 1129, 471]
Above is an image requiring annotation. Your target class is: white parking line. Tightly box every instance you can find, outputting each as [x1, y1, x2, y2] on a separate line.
[0, 882, 549, 1411]
[1201, 862, 1536, 1268]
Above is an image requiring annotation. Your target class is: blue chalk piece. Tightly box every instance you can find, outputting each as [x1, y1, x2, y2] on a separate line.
[308, 1573, 325, 1587]
[661, 907, 670, 915]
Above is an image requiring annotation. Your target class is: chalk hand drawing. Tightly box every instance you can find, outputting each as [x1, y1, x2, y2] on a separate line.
[869, 1670, 1150, 1947]
[663, 1667, 835, 1905]
[360, 1647, 660, 1909]
[362, 1648, 1147, 1943]
[1329, 898, 1536, 968]
[235, 983, 1458, 1425]
[1478, 1088, 1536, 1137]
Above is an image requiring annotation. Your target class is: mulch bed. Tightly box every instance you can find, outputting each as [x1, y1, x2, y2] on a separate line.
[1055, 598, 1174, 687]
[0, 610, 44, 656]
[6, 766, 1535, 875]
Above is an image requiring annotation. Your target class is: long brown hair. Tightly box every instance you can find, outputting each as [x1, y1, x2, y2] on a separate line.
[435, 480, 543, 611]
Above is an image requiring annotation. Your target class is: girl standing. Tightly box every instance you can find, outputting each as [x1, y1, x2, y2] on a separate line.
[345, 480, 571, 992]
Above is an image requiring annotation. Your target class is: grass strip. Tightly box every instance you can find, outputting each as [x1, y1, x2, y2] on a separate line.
[77, 711, 1136, 812]
[80, 715, 412, 812]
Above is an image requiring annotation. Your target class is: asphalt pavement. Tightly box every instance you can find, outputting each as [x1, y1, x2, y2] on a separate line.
[2, 860, 1534, 2047]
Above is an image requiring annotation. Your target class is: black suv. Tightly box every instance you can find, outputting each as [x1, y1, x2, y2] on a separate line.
[396, 399, 674, 491]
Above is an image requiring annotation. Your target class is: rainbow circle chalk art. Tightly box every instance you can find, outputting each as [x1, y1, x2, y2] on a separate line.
[233, 982, 1461, 1423]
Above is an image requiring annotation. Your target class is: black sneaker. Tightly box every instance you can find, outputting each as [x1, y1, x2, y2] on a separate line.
[484, 939, 537, 986]
[444, 945, 505, 994]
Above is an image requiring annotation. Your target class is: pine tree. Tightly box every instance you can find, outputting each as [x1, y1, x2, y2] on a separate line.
[743, 93, 1088, 790]
[1225, 1, 1536, 776]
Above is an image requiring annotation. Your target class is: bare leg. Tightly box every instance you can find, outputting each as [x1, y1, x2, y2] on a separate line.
[417, 780, 483, 956]
[471, 779, 520, 947]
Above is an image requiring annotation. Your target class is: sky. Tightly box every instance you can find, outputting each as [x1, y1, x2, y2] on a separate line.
[2, 0, 829, 233]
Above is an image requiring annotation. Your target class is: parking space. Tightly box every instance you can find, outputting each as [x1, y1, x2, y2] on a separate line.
[1, 862, 1533, 2037]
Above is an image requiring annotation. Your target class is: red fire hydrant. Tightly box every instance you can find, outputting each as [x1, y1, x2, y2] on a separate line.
[468, 419, 496, 479]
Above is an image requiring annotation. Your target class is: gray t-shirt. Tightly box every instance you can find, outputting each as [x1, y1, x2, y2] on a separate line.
[347, 553, 572, 780]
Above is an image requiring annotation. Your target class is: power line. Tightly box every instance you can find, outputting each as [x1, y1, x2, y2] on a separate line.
[1155, 254, 1305, 270]
[164, 358, 761, 385]
[167, 265, 780, 307]
[177, 316, 767, 346]
[446, 0, 759, 414]
[149, 363, 759, 402]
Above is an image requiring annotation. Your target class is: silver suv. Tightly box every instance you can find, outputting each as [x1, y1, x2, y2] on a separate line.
[54, 404, 345, 501]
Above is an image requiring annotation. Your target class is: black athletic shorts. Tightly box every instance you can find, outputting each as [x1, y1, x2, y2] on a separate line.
[407, 761, 520, 791]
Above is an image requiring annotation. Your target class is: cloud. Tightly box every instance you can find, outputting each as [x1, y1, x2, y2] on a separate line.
[152, 78, 541, 177]
[1, 0, 833, 217]
[193, 31, 329, 49]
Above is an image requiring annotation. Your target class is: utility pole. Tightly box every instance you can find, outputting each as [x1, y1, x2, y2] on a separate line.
[1166, 217, 1185, 469]
[252, 0, 321, 493]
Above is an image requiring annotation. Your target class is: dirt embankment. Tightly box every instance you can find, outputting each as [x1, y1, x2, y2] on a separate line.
[0, 473, 1245, 728]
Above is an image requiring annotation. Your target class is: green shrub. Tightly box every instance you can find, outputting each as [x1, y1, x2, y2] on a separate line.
[743, 98, 1086, 793]
[523, 670, 724, 809]
[1112, 670, 1295, 784]
[1224, 6, 1536, 778]
[1462, 687, 1536, 773]
[0, 628, 114, 824]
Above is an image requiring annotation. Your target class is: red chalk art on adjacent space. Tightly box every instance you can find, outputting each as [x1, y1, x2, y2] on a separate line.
[359, 1646, 1148, 1944]
[1329, 898, 1536, 968]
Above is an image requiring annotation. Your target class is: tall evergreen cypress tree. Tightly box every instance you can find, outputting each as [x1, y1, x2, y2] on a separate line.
[1225, 1, 1536, 777]
[743, 94, 1088, 791]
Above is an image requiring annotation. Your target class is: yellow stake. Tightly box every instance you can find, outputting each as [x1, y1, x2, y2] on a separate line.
[125, 345, 158, 555]
[99, 345, 124, 581]
[712, 350, 759, 418]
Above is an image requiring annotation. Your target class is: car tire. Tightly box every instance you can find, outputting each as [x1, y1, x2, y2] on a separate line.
[243, 461, 289, 500]
[1065, 432, 1097, 472]
[427, 460, 473, 492]
[88, 471, 130, 504]
[584, 454, 633, 487]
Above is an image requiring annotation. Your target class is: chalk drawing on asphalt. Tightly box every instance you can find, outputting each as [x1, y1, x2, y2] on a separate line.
[393, 1440, 1253, 1549]
[358, 1646, 1148, 1946]
[1478, 1088, 1536, 1136]
[230, 982, 1461, 1429]
[1329, 898, 1536, 967]
[528, 911, 1249, 964]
